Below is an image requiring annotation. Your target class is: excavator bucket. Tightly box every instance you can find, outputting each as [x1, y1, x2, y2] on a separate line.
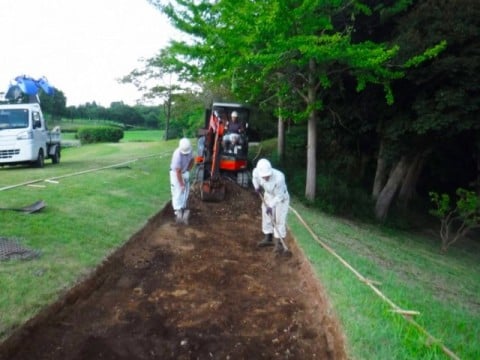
[201, 179, 226, 202]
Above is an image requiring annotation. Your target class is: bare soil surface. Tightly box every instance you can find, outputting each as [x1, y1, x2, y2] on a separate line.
[0, 182, 347, 360]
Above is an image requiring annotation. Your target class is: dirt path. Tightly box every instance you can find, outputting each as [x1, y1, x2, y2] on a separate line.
[0, 182, 347, 360]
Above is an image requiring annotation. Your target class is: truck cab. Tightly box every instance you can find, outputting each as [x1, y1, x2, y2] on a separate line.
[0, 102, 61, 167]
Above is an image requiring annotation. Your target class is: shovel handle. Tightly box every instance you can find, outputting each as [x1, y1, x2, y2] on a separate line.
[258, 194, 289, 251]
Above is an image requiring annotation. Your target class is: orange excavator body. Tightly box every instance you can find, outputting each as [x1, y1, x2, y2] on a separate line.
[195, 102, 250, 201]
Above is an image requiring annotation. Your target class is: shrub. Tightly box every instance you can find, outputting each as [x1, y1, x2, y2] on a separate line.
[77, 126, 124, 144]
[429, 188, 480, 252]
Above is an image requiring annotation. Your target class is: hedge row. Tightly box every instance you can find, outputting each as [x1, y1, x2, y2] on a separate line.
[76, 126, 124, 144]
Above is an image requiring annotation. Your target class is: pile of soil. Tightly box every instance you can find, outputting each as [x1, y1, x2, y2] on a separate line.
[0, 182, 347, 359]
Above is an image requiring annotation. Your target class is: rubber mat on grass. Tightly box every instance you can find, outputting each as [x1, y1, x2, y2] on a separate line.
[0, 237, 41, 261]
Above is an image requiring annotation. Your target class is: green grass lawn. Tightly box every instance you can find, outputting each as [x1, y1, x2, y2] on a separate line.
[60, 128, 164, 143]
[0, 134, 478, 359]
[289, 201, 479, 359]
[122, 130, 164, 142]
[0, 136, 176, 340]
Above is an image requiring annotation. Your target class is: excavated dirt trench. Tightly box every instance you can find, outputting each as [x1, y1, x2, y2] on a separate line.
[0, 182, 347, 360]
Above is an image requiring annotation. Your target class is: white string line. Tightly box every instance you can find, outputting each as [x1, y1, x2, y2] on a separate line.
[0, 152, 169, 192]
[289, 205, 461, 360]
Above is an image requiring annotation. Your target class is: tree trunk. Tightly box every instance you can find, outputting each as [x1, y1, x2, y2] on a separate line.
[277, 101, 285, 163]
[374, 156, 409, 221]
[305, 59, 317, 201]
[372, 139, 387, 200]
[398, 150, 429, 207]
[164, 94, 171, 141]
[305, 112, 317, 201]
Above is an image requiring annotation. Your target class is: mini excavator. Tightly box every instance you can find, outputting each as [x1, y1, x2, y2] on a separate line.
[195, 102, 250, 201]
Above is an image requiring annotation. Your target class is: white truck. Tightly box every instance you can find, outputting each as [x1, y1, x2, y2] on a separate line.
[0, 102, 61, 168]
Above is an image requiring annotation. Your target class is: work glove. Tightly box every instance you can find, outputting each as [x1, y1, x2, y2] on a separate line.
[266, 207, 273, 216]
[255, 186, 264, 195]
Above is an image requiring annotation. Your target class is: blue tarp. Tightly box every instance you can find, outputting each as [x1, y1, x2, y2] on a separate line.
[15, 76, 39, 95]
[36, 77, 55, 96]
[5, 76, 55, 100]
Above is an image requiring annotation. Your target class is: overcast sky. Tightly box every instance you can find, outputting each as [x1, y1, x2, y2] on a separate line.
[0, 0, 178, 107]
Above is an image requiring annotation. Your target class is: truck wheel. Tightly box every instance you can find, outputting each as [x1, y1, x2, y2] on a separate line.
[34, 150, 45, 168]
[52, 147, 61, 164]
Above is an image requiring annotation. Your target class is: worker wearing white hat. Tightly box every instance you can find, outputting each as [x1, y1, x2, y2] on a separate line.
[170, 138, 194, 223]
[252, 158, 290, 252]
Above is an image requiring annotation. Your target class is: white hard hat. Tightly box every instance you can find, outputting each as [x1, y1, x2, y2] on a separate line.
[231, 111, 238, 117]
[256, 158, 272, 177]
[179, 138, 192, 154]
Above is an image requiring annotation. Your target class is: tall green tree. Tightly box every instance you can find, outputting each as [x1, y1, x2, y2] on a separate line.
[39, 88, 67, 120]
[152, 0, 436, 202]
[121, 47, 202, 139]
[370, 0, 478, 220]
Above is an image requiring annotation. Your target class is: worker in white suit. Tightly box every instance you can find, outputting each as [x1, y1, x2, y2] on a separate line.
[170, 138, 194, 223]
[252, 158, 290, 253]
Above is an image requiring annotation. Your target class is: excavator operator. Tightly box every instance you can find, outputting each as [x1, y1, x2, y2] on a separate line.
[222, 111, 244, 152]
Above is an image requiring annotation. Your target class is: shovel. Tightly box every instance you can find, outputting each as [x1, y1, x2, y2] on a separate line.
[0, 200, 45, 214]
[176, 184, 190, 225]
[270, 215, 291, 256]
[258, 193, 291, 256]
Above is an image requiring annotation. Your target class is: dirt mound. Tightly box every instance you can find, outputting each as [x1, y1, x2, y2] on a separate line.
[0, 181, 347, 360]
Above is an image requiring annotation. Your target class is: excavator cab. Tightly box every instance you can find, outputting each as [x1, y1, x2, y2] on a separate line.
[195, 102, 250, 201]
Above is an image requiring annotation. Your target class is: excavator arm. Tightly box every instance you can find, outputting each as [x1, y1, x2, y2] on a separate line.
[200, 111, 226, 201]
